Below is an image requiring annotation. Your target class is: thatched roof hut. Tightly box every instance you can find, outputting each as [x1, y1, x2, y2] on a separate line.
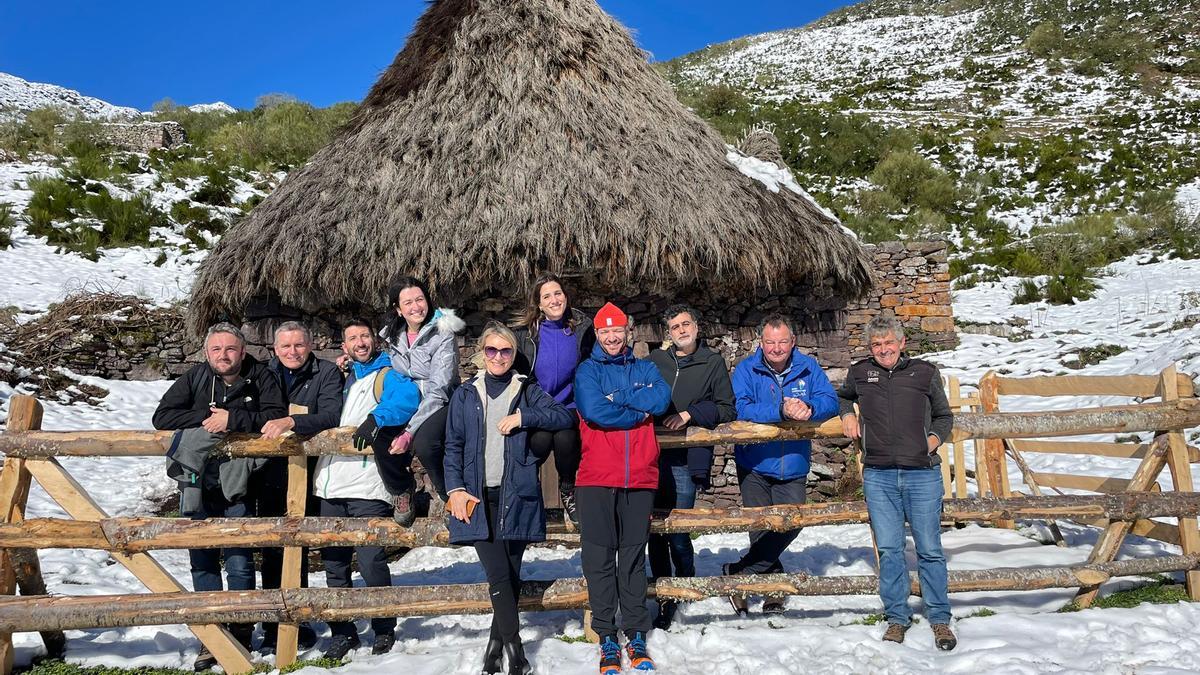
[187, 0, 873, 335]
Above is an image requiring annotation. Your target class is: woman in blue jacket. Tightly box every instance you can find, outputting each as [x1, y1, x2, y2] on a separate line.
[444, 322, 573, 675]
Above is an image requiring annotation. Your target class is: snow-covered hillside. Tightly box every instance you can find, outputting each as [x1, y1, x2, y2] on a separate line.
[0, 72, 141, 120]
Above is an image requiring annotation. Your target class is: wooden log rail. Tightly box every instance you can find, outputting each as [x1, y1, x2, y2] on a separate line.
[1, 398, 1198, 458]
[0, 554, 1195, 633]
[2, 492, 1199, 551]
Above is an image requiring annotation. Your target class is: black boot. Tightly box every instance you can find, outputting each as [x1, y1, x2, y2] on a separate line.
[504, 639, 533, 675]
[480, 634, 504, 674]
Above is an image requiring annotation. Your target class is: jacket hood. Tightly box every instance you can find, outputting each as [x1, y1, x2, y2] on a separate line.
[352, 351, 393, 378]
[589, 341, 635, 365]
[431, 308, 466, 335]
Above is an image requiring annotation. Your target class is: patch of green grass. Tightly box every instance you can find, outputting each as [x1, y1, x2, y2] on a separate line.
[555, 633, 593, 644]
[1064, 344, 1127, 369]
[848, 612, 887, 626]
[1012, 279, 1041, 305]
[21, 660, 194, 675]
[278, 658, 345, 674]
[960, 608, 997, 619]
[1059, 580, 1187, 612]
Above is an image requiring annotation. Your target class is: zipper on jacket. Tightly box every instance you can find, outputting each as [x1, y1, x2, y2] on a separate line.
[624, 430, 631, 488]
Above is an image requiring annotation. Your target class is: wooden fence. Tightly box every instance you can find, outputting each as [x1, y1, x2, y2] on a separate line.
[1, 375, 1199, 674]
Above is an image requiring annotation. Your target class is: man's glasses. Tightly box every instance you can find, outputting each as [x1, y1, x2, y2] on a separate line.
[484, 346, 514, 360]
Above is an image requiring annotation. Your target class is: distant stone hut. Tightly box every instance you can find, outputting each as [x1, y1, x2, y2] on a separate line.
[184, 0, 955, 503]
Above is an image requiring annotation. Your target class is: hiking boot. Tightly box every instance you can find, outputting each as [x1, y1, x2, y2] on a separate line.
[323, 634, 361, 660]
[624, 631, 655, 671]
[481, 634, 504, 674]
[598, 635, 622, 675]
[393, 488, 416, 527]
[762, 599, 786, 615]
[561, 486, 578, 532]
[932, 623, 957, 651]
[505, 639, 533, 675]
[372, 632, 395, 655]
[652, 600, 678, 630]
[722, 564, 748, 617]
[193, 648, 218, 672]
[298, 622, 318, 650]
[228, 623, 253, 651]
[882, 623, 909, 644]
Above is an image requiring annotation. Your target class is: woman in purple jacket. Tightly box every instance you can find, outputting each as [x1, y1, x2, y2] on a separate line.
[512, 273, 595, 529]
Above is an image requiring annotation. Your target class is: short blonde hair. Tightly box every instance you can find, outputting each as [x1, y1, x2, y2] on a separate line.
[478, 320, 518, 351]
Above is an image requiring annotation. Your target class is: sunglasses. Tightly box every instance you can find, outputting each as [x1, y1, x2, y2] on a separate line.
[484, 346, 514, 360]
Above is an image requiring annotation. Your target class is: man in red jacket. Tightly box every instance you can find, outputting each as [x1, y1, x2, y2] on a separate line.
[574, 302, 671, 674]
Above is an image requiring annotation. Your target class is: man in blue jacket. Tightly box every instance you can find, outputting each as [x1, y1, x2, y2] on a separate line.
[725, 314, 838, 615]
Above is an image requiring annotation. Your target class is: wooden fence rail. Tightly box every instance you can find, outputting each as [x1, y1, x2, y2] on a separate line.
[0, 554, 1196, 633]
[2, 491, 1200, 551]
[2, 399, 1198, 459]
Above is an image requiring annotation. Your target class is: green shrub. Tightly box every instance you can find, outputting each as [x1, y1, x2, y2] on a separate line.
[192, 166, 235, 206]
[1025, 22, 1067, 58]
[870, 150, 958, 212]
[0, 202, 14, 248]
[83, 191, 162, 246]
[1010, 249, 1045, 276]
[208, 100, 357, 170]
[24, 176, 163, 258]
[1012, 279, 1041, 304]
[1045, 262, 1097, 305]
[25, 176, 86, 235]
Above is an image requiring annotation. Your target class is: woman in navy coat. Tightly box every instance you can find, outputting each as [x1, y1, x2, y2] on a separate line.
[445, 321, 573, 674]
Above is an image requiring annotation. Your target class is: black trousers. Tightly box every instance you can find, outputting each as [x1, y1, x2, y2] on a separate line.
[729, 465, 807, 575]
[319, 497, 397, 639]
[577, 486, 654, 637]
[473, 488, 529, 644]
[528, 426, 581, 491]
[371, 405, 449, 500]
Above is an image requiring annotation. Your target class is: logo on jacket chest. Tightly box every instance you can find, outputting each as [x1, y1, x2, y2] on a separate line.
[786, 382, 807, 398]
[866, 370, 881, 383]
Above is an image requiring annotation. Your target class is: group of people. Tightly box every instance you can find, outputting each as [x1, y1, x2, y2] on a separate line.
[153, 273, 957, 675]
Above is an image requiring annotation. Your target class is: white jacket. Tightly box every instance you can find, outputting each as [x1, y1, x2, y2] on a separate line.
[312, 370, 393, 502]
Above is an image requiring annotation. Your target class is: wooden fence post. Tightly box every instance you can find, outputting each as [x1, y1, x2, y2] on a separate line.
[1, 396, 65, 674]
[274, 453, 309, 668]
[22, 456, 254, 673]
[1160, 365, 1200, 601]
[978, 372, 1013, 527]
[948, 377, 968, 499]
[1073, 433, 1173, 607]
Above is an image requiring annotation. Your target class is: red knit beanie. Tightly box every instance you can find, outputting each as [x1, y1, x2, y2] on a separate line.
[593, 302, 628, 329]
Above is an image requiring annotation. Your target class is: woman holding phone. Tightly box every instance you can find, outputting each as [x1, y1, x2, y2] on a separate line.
[444, 322, 573, 674]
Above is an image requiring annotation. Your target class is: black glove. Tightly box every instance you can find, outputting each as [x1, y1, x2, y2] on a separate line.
[691, 470, 711, 491]
[353, 416, 380, 451]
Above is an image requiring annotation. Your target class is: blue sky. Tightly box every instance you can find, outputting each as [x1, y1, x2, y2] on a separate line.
[0, 1, 852, 111]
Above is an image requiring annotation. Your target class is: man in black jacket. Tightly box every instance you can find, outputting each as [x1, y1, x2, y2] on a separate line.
[153, 322, 286, 668]
[837, 316, 956, 651]
[257, 321, 343, 654]
[647, 305, 736, 629]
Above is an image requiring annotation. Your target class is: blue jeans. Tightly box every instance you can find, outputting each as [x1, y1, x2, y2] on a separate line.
[189, 489, 255, 593]
[648, 459, 697, 578]
[862, 467, 951, 626]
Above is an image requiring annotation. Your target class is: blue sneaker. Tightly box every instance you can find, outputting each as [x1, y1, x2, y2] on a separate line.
[625, 631, 655, 671]
[599, 635, 622, 675]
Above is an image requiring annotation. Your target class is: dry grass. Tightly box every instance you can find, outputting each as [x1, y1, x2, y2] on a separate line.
[187, 0, 872, 335]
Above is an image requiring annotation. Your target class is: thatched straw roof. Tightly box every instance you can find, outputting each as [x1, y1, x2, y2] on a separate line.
[187, 0, 873, 334]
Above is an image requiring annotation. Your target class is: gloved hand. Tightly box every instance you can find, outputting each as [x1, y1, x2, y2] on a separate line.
[353, 416, 380, 451]
[691, 470, 711, 491]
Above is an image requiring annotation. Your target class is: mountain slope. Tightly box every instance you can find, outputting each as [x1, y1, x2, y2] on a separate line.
[0, 72, 141, 120]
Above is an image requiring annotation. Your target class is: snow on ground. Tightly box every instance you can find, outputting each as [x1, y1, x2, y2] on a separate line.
[2, 211, 1200, 671]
